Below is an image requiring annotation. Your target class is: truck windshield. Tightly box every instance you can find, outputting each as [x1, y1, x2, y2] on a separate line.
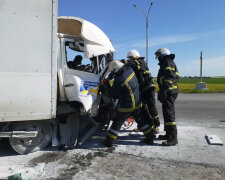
[65, 43, 110, 75]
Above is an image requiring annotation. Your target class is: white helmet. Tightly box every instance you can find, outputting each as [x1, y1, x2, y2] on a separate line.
[108, 60, 124, 73]
[155, 48, 170, 58]
[127, 50, 141, 59]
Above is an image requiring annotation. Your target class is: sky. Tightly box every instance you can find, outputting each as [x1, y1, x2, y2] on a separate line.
[58, 0, 225, 77]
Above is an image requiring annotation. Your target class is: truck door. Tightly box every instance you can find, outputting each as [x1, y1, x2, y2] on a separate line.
[61, 39, 100, 113]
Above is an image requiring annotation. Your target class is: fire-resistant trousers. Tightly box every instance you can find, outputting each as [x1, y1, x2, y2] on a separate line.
[106, 108, 153, 142]
[142, 88, 160, 127]
[162, 91, 178, 135]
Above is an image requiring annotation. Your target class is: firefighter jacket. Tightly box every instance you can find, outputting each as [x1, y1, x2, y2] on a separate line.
[106, 65, 142, 112]
[121, 58, 155, 92]
[157, 54, 179, 92]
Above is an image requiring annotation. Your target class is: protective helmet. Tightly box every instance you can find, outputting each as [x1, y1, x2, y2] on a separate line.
[127, 50, 141, 59]
[155, 48, 170, 59]
[108, 60, 124, 73]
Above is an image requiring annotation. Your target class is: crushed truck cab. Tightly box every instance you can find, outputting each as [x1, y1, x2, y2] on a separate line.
[0, 0, 115, 154]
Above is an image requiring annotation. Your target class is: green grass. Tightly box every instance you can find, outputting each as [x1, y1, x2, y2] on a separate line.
[178, 77, 225, 84]
[153, 77, 225, 93]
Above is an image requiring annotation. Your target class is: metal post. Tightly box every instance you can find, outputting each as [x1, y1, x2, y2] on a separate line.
[146, 17, 148, 66]
[200, 51, 202, 82]
[133, 2, 153, 67]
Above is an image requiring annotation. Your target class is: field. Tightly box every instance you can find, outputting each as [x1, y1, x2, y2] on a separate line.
[154, 77, 225, 93]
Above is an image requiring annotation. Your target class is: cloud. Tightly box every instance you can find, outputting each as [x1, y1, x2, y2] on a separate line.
[115, 28, 225, 49]
[178, 55, 225, 76]
[131, 34, 198, 48]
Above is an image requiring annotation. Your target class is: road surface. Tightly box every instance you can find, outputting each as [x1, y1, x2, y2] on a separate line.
[0, 93, 225, 179]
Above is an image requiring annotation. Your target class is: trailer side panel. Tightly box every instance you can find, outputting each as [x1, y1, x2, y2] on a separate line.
[0, 0, 57, 122]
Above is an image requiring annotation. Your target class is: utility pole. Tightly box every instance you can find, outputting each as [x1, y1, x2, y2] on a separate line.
[195, 51, 208, 90]
[133, 2, 153, 66]
[200, 51, 203, 82]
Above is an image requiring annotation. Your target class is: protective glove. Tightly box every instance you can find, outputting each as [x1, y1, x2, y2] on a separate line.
[157, 90, 167, 103]
[99, 80, 110, 93]
[99, 84, 107, 93]
[102, 79, 110, 85]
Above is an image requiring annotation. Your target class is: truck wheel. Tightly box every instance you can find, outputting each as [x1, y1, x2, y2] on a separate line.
[9, 121, 52, 154]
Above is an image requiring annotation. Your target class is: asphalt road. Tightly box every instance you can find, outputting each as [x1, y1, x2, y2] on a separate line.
[0, 93, 225, 179]
[156, 93, 225, 127]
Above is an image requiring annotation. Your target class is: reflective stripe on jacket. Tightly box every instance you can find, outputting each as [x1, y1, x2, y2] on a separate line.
[121, 58, 155, 92]
[107, 65, 142, 112]
[157, 54, 179, 91]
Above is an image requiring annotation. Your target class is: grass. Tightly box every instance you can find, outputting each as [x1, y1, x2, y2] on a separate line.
[153, 77, 225, 93]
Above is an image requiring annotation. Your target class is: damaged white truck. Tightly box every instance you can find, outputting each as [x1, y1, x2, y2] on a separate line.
[0, 0, 115, 154]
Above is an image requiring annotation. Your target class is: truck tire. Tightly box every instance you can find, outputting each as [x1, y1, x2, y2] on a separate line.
[9, 121, 52, 154]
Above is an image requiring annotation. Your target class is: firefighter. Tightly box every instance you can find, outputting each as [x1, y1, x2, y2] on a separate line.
[123, 50, 160, 134]
[155, 48, 179, 146]
[99, 60, 154, 147]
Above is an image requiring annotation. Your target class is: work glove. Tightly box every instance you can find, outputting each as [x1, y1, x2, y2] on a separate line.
[99, 80, 110, 93]
[99, 84, 106, 93]
[157, 90, 167, 103]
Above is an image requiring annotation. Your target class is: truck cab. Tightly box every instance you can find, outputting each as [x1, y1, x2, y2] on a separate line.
[57, 17, 114, 114]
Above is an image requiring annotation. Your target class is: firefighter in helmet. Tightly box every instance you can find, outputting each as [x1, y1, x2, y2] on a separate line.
[123, 50, 160, 134]
[99, 60, 154, 147]
[155, 48, 179, 146]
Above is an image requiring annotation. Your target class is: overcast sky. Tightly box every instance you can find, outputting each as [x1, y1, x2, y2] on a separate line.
[59, 0, 225, 77]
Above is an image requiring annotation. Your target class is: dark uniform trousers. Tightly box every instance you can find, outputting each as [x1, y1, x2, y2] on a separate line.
[107, 108, 153, 142]
[111, 108, 149, 131]
[162, 91, 178, 135]
[142, 88, 160, 127]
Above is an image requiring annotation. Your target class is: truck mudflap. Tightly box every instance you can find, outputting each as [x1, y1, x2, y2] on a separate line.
[53, 103, 98, 147]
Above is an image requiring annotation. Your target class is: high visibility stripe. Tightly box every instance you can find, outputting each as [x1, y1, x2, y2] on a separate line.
[142, 83, 155, 92]
[121, 72, 135, 86]
[143, 128, 153, 135]
[108, 133, 117, 140]
[152, 115, 159, 120]
[128, 83, 135, 107]
[143, 71, 150, 74]
[121, 72, 136, 108]
[165, 67, 175, 71]
[165, 122, 176, 125]
[176, 72, 179, 75]
[168, 85, 178, 90]
[125, 60, 128, 64]
[160, 76, 165, 85]
[165, 79, 173, 84]
[109, 129, 119, 135]
[135, 60, 141, 70]
[117, 103, 142, 112]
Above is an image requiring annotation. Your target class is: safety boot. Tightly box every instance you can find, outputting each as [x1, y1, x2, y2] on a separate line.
[143, 131, 154, 145]
[162, 134, 178, 146]
[158, 134, 169, 140]
[102, 136, 114, 147]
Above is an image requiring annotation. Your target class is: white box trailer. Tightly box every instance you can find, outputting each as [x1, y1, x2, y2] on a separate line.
[0, 0, 58, 122]
[0, 0, 115, 154]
